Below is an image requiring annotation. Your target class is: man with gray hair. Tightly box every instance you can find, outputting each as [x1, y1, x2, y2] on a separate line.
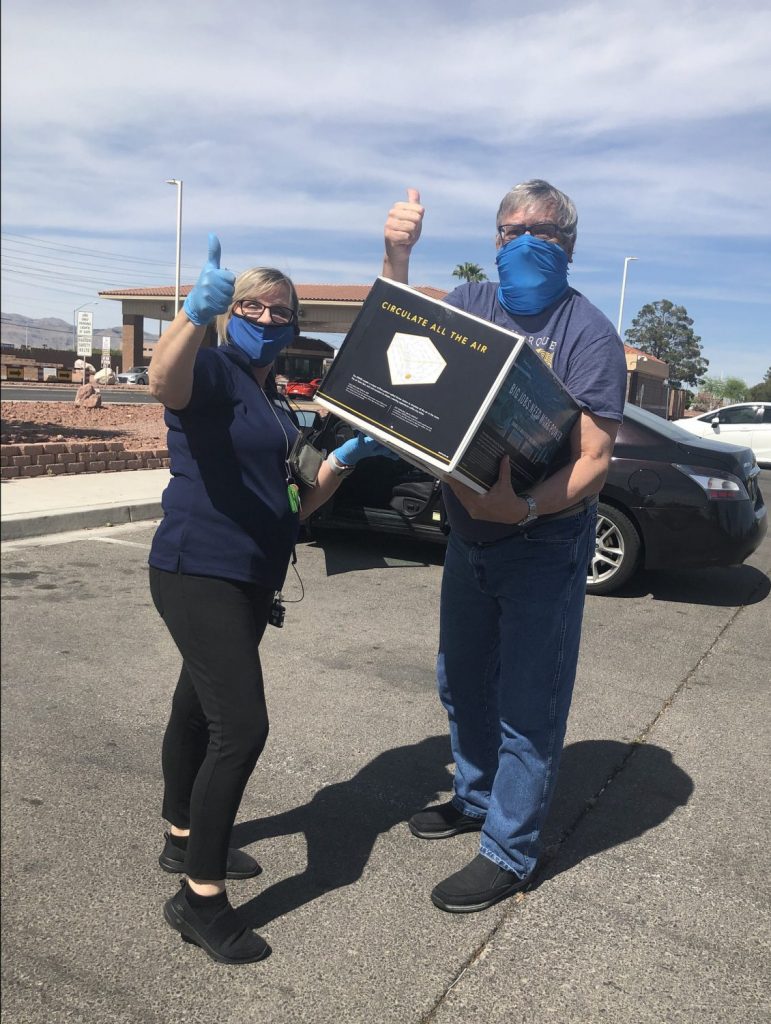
[383, 180, 628, 912]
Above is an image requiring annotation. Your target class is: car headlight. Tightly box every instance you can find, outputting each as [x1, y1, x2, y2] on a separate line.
[674, 464, 748, 501]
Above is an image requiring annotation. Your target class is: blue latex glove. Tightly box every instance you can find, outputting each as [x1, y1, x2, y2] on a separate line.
[333, 433, 401, 466]
[183, 234, 236, 326]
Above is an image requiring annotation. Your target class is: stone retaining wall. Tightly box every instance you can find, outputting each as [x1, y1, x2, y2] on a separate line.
[1, 441, 170, 480]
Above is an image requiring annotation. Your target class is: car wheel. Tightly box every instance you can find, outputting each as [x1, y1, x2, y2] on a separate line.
[586, 502, 641, 595]
[137, 376, 147, 385]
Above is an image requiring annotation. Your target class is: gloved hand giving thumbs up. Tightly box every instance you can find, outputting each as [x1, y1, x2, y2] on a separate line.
[183, 233, 236, 326]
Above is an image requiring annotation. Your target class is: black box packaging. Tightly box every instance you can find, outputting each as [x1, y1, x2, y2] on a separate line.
[315, 278, 580, 493]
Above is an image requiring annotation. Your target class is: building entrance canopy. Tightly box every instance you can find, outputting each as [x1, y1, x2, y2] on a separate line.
[99, 282, 448, 372]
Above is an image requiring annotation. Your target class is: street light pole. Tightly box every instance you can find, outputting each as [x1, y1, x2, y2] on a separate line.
[616, 256, 638, 336]
[165, 178, 183, 315]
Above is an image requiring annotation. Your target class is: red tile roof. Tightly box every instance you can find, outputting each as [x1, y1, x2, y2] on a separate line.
[99, 283, 448, 301]
[624, 344, 666, 364]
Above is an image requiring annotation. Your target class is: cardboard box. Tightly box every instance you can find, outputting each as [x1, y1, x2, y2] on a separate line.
[315, 278, 579, 493]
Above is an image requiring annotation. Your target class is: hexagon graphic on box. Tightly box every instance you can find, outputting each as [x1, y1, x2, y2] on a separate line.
[387, 333, 447, 385]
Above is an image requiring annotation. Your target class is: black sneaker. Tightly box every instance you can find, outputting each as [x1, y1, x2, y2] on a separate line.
[431, 853, 532, 913]
[408, 801, 484, 840]
[163, 882, 270, 965]
[158, 832, 262, 880]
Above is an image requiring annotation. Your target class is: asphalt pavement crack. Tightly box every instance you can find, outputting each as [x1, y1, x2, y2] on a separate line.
[417, 584, 763, 1023]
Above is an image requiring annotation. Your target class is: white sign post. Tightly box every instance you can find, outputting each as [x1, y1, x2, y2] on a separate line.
[76, 312, 93, 382]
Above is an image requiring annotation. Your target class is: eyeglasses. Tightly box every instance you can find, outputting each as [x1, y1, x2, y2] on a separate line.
[497, 223, 563, 244]
[235, 299, 296, 325]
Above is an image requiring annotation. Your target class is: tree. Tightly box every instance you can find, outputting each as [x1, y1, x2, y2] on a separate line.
[701, 375, 748, 403]
[624, 299, 708, 387]
[748, 366, 771, 401]
[722, 377, 749, 402]
[701, 376, 727, 401]
[452, 262, 487, 283]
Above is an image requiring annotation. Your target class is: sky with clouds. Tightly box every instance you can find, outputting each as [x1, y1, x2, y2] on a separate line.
[2, 0, 769, 385]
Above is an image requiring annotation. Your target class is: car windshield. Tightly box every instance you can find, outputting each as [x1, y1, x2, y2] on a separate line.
[128, 367, 146, 373]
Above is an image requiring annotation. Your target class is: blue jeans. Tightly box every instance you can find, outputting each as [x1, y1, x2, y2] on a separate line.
[437, 506, 596, 879]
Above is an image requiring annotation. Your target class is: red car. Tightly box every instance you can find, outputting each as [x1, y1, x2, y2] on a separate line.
[285, 378, 322, 399]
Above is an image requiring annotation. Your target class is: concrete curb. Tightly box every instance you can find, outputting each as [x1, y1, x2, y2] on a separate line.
[1, 500, 163, 541]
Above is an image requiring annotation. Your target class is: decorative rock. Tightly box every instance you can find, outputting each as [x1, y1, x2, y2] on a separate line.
[74, 384, 102, 408]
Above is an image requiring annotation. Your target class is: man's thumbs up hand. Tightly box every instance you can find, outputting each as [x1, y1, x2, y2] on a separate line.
[385, 188, 424, 257]
[183, 233, 236, 326]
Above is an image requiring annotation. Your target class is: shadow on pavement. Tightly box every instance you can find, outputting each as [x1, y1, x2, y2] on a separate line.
[233, 734, 453, 928]
[594, 563, 770, 606]
[233, 735, 693, 926]
[303, 532, 769, 604]
[537, 739, 695, 885]
[303, 532, 446, 574]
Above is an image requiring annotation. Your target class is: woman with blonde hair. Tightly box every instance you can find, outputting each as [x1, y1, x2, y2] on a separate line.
[148, 234, 392, 964]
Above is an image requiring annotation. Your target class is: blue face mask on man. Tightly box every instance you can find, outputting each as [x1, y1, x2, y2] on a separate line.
[227, 313, 296, 367]
[496, 234, 570, 317]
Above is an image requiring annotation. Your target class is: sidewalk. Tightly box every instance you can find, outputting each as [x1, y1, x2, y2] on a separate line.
[0, 467, 169, 541]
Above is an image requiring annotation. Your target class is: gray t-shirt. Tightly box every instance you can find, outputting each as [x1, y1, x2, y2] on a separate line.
[441, 284, 628, 542]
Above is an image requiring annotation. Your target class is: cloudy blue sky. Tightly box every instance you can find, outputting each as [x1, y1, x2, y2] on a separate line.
[2, 0, 770, 385]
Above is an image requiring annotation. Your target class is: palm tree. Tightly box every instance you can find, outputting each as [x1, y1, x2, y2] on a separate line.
[452, 262, 487, 283]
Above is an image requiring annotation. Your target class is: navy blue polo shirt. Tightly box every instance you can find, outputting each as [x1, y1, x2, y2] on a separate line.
[149, 344, 300, 589]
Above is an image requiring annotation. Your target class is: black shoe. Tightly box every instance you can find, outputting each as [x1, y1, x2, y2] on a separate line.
[408, 801, 484, 840]
[431, 853, 533, 913]
[163, 882, 270, 965]
[158, 832, 262, 880]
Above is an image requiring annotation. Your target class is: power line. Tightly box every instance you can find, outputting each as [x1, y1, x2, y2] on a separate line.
[0, 318, 100, 334]
[1, 232, 199, 272]
[1, 248, 180, 278]
[1, 266, 172, 292]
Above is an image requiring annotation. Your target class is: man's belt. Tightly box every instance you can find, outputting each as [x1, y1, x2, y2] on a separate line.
[536, 495, 598, 523]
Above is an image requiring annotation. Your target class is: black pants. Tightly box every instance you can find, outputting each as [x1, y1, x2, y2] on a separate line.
[149, 567, 274, 880]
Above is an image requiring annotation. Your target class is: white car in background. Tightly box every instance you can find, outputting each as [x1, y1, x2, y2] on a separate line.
[117, 366, 150, 385]
[673, 402, 771, 466]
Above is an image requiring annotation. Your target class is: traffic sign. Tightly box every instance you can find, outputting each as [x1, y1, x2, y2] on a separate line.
[77, 311, 93, 336]
[77, 338, 93, 357]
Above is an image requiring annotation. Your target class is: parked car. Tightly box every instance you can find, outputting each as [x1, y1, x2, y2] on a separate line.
[302, 404, 767, 595]
[673, 402, 771, 466]
[291, 408, 322, 430]
[117, 366, 150, 385]
[285, 378, 322, 399]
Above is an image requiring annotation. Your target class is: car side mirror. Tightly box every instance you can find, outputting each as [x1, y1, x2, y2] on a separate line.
[710, 417, 720, 429]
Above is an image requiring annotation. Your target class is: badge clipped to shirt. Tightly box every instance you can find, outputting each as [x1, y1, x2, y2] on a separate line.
[287, 480, 301, 514]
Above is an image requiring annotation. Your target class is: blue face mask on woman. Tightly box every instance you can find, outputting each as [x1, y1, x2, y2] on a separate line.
[227, 313, 296, 367]
[496, 234, 570, 317]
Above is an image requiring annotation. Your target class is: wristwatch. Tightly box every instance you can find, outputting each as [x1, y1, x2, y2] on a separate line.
[517, 493, 539, 526]
[326, 452, 356, 477]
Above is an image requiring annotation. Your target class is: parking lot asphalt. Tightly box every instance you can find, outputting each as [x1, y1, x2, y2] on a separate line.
[1, 473, 770, 1023]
